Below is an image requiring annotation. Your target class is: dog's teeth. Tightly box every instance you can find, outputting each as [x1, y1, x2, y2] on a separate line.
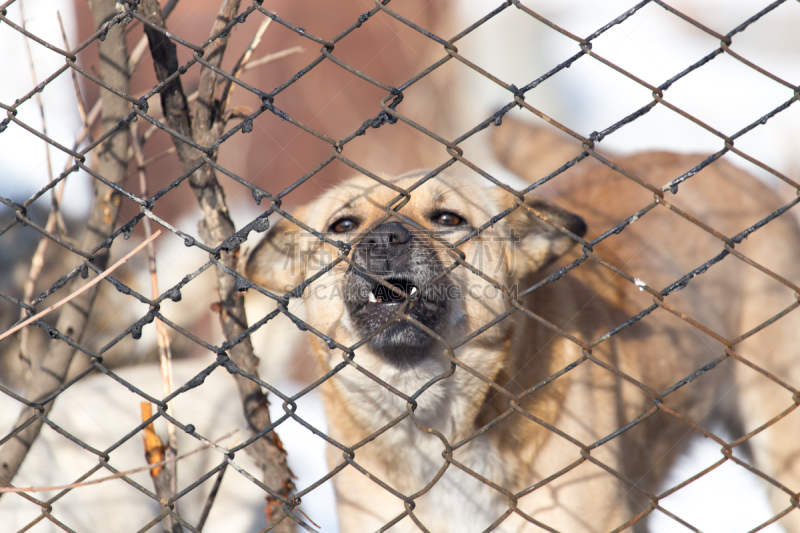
[368, 292, 377, 303]
[410, 287, 418, 297]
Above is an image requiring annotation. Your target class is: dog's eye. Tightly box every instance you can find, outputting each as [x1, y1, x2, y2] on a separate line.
[330, 218, 358, 233]
[432, 212, 463, 227]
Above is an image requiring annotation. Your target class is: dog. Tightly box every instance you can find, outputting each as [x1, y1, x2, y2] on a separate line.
[245, 121, 800, 532]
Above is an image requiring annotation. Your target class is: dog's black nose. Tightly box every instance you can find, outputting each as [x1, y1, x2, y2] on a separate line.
[362, 222, 411, 247]
[358, 222, 413, 268]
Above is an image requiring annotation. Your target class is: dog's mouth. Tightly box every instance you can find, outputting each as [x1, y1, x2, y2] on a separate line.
[344, 270, 451, 366]
[367, 278, 419, 304]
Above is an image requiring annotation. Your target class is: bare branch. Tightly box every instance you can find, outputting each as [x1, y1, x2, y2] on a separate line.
[58, 11, 89, 128]
[20, 2, 57, 221]
[0, 429, 238, 494]
[127, 0, 181, 74]
[241, 46, 304, 73]
[0, 231, 161, 342]
[191, 0, 241, 149]
[218, 16, 271, 115]
[0, 0, 132, 490]
[138, 0, 195, 166]
[131, 122, 177, 449]
[195, 463, 227, 531]
[14, 10, 92, 382]
[141, 402, 166, 477]
[142, 146, 177, 167]
[141, 402, 182, 533]
[137, 1, 295, 529]
[135, 43, 301, 151]
[131, 117, 180, 533]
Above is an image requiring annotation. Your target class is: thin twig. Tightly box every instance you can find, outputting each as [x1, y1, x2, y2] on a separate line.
[241, 46, 304, 73]
[195, 463, 227, 531]
[59, 12, 89, 126]
[20, 1, 62, 232]
[141, 400, 182, 533]
[141, 402, 165, 477]
[136, 44, 302, 145]
[218, 16, 271, 114]
[131, 121, 177, 451]
[142, 146, 177, 167]
[128, 35, 152, 75]
[0, 231, 161, 342]
[71, 0, 181, 148]
[131, 118, 180, 528]
[138, 2, 295, 529]
[0, 0, 133, 493]
[0, 429, 238, 494]
[294, 508, 321, 530]
[15, 7, 82, 379]
[59, 12, 90, 129]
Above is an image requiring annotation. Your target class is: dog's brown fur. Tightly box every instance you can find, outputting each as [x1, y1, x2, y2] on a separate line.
[246, 119, 800, 532]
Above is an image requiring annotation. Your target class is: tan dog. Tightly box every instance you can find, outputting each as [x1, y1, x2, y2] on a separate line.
[245, 124, 800, 532]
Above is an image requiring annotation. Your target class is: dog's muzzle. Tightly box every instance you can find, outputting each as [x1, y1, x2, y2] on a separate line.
[344, 222, 452, 366]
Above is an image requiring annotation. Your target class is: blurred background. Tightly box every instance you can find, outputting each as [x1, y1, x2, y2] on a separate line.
[0, 0, 798, 531]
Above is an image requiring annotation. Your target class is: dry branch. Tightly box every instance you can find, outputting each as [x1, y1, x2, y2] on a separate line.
[218, 16, 271, 114]
[241, 46, 304, 73]
[141, 402, 181, 533]
[59, 11, 89, 125]
[20, 1, 59, 229]
[15, 1, 69, 380]
[0, 0, 131, 491]
[137, 0, 295, 529]
[0, 429, 238, 494]
[0, 231, 161, 342]
[131, 118, 181, 533]
[14, 11, 95, 385]
[141, 402, 166, 477]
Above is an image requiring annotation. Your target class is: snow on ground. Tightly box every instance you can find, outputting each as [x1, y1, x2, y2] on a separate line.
[0, 357, 788, 532]
[0, 359, 337, 533]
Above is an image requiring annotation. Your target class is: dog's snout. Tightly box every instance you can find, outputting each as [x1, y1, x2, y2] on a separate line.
[363, 222, 411, 248]
[356, 222, 413, 270]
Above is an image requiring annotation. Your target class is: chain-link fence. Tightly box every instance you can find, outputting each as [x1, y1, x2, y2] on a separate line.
[1, 0, 799, 531]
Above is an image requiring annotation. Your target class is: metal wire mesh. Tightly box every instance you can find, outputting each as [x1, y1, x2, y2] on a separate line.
[1, 0, 799, 531]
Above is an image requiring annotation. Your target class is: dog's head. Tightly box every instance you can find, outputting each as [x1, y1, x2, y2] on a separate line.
[245, 171, 585, 368]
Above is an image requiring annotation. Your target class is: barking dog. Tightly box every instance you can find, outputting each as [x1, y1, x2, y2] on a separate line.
[245, 127, 800, 532]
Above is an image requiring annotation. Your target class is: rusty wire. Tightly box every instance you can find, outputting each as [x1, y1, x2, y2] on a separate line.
[1, 0, 799, 531]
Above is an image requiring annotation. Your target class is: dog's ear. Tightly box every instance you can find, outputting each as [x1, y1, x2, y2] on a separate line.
[494, 191, 586, 279]
[244, 207, 313, 294]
